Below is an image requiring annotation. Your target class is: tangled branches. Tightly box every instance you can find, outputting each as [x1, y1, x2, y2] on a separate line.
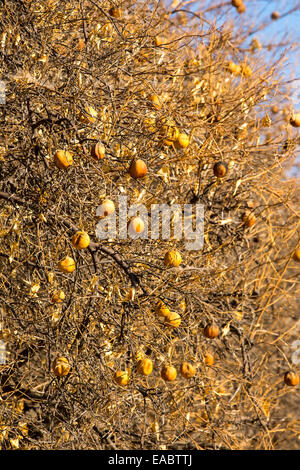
[0, 0, 299, 450]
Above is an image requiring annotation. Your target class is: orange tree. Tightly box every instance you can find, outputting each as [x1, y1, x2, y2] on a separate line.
[0, 0, 299, 450]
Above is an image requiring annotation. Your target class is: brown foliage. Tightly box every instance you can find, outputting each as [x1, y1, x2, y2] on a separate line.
[0, 0, 299, 450]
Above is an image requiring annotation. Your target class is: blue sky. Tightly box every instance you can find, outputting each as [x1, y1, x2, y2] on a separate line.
[214, 1, 299, 104]
[166, 0, 300, 174]
[244, 0, 300, 103]
[168, 0, 300, 104]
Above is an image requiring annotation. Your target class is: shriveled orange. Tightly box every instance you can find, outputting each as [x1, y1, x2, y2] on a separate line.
[114, 370, 129, 386]
[91, 142, 105, 160]
[52, 356, 71, 377]
[128, 216, 145, 234]
[54, 150, 73, 170]
[51, 290, 65, 304]
[58, 256, 76, 273]
[204, 353, 214, 366]
[129, 159, 148, 178]
[72, 231, 90, 250]
[203, 324, 219, 339]
[284, 371, 299, 386]
[137, 358, 153, 376]
[164, 311, 181, 328]
[180, 362, 196, 379]
[161, 365, 177, 382]
[97, 199, 115, 217]
[164, 250, 182, 268]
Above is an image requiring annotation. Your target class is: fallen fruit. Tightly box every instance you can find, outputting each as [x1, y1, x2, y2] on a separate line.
[292, 248, 300, 262]
[149, 94, 162, 110]
[154, 301, 171, 318]
[243, 212, 256, 228]
[176, 133, 190, 148]
[204, 353, 215, 366]
[78, 105, 98, 124]
[97, 199, 115, 217]
[128, 216, 145, 234]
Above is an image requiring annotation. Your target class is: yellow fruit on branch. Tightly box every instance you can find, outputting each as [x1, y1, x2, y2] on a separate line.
[242, 211, 256, 228]
[164, 311, 181, 328]
[290, 113, 300, 128]
[52, 356, 71, 377]
[114, 370, 129, 386]
[71, 231, 90, 249]
[284, 371, 299, 386]
[54, 150, 73, 169]
[204, 352, 214, 366]
[163, 125, 179, 146]
[161, 365, 177, 382]
[241, 64, 252, 77]
[176, 133, 190, 148]
[227, 61, 241, 75]
[237, 3, 246, 13]
[128, 216, 145, 234]
[292, 248, 300, 262]
[109, 7, 121, 18]
[58, 256, 76, 273]
[231, 0, 243, 7]
[154, 301, 171, 318]
[203, 323, 220, 339]
[97, 199, 115, 217]
[149, 94, 162, 110]
[271, 11, 280, 20]
[251, 38, 261, 51]
[164, 250, 182, 268]
[213, 161, 228, 178]
[137, 358, 153, 376]
[129, 159, 148, 178]
[91, 142, 105, 160]
[180, 362, 196, 379]
[51, 290, 65, 304]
